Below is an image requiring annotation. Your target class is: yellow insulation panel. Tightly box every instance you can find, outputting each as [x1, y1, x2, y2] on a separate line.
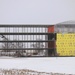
[56, 33, 75, 56]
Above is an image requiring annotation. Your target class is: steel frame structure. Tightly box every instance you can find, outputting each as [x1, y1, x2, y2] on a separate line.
[0, 25, 56, 57]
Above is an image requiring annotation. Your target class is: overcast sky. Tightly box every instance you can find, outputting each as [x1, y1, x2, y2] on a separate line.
[0, 0, 75, 24]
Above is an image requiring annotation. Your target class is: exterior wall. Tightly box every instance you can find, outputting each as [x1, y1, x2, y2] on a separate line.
[48, 26, 54, 32]
[56, 33, 75, 56]
[48, 26, 56, 56]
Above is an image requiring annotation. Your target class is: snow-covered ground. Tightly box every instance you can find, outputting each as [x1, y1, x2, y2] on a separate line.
[0, 57, 75, 74]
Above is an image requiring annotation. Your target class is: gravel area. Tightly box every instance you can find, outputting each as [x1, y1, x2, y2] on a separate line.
[0, 69, 74, 75]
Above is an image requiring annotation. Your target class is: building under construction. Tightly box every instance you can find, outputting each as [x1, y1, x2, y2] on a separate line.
[0, 21, 75, 57]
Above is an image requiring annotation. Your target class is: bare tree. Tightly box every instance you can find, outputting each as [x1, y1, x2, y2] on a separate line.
[31, 38, 46, 56]
[1, 35, 26, 57]
[1, 35, 11, 52]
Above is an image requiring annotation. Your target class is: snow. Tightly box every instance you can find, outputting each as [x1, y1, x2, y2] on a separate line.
[0, 57, 75, 74]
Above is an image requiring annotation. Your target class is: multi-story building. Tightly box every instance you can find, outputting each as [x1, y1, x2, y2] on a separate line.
[0, 21, 75, 57]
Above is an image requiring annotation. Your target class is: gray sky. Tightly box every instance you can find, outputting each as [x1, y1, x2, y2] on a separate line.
[0, 0, 75, 24]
